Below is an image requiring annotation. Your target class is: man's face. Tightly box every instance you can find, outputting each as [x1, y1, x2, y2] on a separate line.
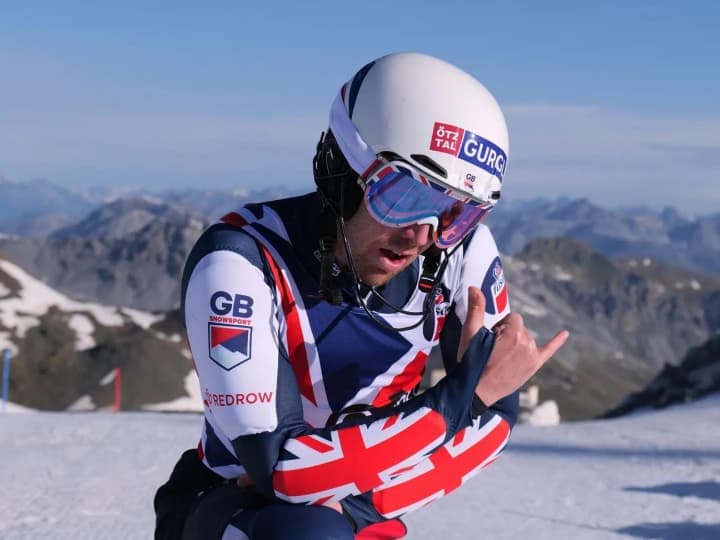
[335, 202, 434, 287]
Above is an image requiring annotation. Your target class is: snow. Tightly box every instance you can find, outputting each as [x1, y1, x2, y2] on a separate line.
[0, 260, 124, 327]
[552, 266, 574, 281]
[66, 394, 96, 411]
[99, 369, 118, 386]
[509, 288, 549, 317]
[68, 313, 96, 350]
[154, 331, 183, 343]
[142, 370, 203, 412]
[0, 331, 16, 355]
[523, 400, 561, 426]
[0, 400, 33, 413]
[120, 307, 164, 330]
[0, 260, 161, 352]
[1, 395, 719, 539]
[0, 282, 9, 296]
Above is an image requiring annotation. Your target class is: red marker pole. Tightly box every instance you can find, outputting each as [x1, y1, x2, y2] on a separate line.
[113, 367, 122, 412]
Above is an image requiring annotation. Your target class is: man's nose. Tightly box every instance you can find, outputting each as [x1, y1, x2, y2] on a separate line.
[399, 223, 432, 246]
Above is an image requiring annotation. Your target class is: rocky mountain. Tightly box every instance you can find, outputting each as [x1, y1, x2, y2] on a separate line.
[600, 333, 720, 417]
[502, 237, 720, 420]
[2, 234, 719, 420]
[486, 198, 720, 276]
[0, 257, 195, 411]
[49, 196, 202, 240]
[0, 177, 301, 238]
[2, 182, 720, 419]
[0, 198, 207, 311]
[3, 176, 720, 278]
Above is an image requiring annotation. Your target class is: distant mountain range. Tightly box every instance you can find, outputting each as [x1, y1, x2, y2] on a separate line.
[485, 197, 720, 276]
[0, 198, 207, 311]
[0, 177, 301, 237]
[2, 177, 719, 276]
[0, 177, 96, 237]
[1, 179, 719, 419]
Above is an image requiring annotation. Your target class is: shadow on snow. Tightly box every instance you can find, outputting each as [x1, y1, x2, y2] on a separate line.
[617, 521, 720, 540]
[507, 442, 720, 461]
[624, 481, 720, 502]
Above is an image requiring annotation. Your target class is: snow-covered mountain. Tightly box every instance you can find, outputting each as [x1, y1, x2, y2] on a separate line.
[0, 199, 207, 311]
[2, 189, 720, 420]
[3, 226, 720, 420]
[0, 257, 198, 411]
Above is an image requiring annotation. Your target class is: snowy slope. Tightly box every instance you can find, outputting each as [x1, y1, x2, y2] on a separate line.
[1, 395, 718, 539]
[0, 258, 162, 355]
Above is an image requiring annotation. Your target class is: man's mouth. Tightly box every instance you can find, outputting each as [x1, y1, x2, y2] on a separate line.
[378, 248, 413, 269]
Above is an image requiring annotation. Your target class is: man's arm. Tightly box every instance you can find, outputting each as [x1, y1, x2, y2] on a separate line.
[185, 227, 497, 506]
[185, 227, 566, 517]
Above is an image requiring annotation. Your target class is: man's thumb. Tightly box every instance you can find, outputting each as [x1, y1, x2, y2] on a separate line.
[458, 286, 486, 361]
[466, 286, 486, 327]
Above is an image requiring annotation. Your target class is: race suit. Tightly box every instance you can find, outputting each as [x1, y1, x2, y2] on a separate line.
[169, 191, 518, 536]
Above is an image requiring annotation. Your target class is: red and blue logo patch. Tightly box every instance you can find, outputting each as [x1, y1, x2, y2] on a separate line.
[481, 258, 508, 315]
[429, 122, 507, 182]
[208, 322, 252, 370]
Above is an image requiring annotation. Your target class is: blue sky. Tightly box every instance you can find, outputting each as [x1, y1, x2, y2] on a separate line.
[1, 1, 718, 212]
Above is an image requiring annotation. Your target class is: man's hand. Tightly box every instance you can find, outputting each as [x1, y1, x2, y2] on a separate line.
[459, 286, 569, 406]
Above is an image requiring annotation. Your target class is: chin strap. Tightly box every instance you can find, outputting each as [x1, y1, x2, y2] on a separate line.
[418, 245, 442, 293]
[317, 198, 343, 305]
[312, 129, 453, 318]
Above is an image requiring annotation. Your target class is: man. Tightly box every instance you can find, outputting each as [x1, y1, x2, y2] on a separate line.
[154, 52, 569, 540]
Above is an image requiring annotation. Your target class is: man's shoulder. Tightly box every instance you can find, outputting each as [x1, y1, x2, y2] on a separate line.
[259, 191, 318, 218]
[183, 222, 263, 279]
[461, 223, 499, 255]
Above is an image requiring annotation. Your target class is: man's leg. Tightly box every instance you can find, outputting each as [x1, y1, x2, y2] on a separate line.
[191, 494, 355, 540]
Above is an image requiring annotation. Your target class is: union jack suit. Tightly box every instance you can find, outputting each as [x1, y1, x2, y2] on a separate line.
[176, 192, 518, 536]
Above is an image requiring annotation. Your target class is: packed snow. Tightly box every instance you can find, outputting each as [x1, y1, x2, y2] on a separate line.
[1, 394, 718, 539]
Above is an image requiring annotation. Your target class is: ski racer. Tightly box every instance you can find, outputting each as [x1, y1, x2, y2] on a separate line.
[154, 51, 570, 540]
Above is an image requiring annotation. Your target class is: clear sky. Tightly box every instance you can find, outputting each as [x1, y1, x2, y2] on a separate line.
[1, 1, 718, 212]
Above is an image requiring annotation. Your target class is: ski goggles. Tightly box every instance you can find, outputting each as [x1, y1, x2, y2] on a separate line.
[360, 158, 493, 248]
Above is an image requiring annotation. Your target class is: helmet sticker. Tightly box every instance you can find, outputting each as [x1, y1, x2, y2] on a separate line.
[430, 122, 507, 182]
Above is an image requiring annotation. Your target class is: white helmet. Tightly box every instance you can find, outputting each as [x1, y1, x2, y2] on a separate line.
[328, 52, 509, 207]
